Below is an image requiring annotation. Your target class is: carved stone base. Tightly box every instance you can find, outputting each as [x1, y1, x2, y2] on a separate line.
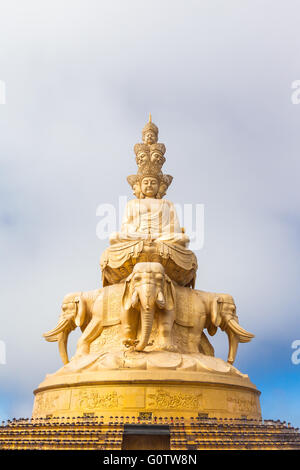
[32, 369, 261, 421]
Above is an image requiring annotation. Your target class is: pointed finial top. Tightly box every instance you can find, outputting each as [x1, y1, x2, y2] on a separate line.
[141, 115, 158, 144]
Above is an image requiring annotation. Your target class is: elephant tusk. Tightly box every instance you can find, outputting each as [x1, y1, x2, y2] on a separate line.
[156, 291, 165, 309]
[75, 296, 86, 328]
[43, 318, 70, 342]
[227, 319, 254, 342]
[131, 290, 139, 309]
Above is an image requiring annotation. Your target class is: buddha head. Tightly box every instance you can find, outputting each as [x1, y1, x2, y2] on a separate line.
[142, 114, 158, 146]
[143, 130, 157, 145]
[134, 144, 150, 167]
[157, 175, 173, 199]
[127, 173, 172, 199]
[127, 116, 173, 198]
[157, 182, 168, 199]
[150, 143, 166, 168]
[132, 181, 142, 198]
[140, 176, 159, 198]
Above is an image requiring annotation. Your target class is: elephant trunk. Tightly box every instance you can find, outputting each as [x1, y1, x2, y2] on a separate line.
[58, 329, 71, 364]
[133, 282, 157, 351]
[135, 308, 155, 351]
[225, 328, 239, 364]
[224, 318, 254, 364]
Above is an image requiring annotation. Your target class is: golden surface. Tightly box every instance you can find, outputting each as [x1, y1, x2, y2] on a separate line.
[35, 117, 259, 425]
[32, 369, 261, 421]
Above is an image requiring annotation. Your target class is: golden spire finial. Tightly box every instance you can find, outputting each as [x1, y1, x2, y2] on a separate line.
[142, 115, 158, 143]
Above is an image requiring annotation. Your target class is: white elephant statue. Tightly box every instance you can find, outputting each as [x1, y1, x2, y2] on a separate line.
[44, 265, 253, 366]
[43, 288, 119, 363]
[121, 262, 177, 351]
[175, 287, 254, 364]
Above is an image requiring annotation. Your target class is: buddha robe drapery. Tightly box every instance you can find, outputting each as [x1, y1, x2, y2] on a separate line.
[100, 199, 197, 287]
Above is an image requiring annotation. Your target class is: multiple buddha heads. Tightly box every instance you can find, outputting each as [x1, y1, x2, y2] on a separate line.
[127, 115, 173, 199]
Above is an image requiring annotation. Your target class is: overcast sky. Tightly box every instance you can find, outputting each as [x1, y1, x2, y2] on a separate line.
[0, 1, 300, 425]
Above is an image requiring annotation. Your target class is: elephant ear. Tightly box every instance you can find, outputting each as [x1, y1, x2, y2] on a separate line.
[164, 275, 176, 311]
[122, 273, 134, 311]
[74, 294, 86, 327]
[210, 296, 222, 329]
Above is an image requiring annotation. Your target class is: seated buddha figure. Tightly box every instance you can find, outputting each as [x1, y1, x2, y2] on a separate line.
[100, 117, 197, 287]
[110, 174, 189, 247]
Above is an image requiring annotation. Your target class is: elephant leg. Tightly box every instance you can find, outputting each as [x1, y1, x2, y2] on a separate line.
[187, 315, 206, 353]
[121, 308, 139, 346]
[74, 319, 103, 358]
[157, 309, 177, 351]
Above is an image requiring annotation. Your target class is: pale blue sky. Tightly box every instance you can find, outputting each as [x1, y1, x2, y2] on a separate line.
[0, 0, 300, 425]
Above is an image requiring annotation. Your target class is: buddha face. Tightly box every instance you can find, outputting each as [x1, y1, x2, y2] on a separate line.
[132, 182, 141, 198]
[141, 177, 159, 198]
[157, 182, 167, 199]
[151, 151, 164, 167]
[143, 130, 157, 145]
[136, 151, 149, 166]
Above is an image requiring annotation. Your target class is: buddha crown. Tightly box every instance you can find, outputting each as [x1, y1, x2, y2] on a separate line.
[142, 113, 158, 140]
[127, 115, 173, 199]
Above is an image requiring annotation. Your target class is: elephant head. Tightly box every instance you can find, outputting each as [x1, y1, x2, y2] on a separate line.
[43, 292, 87, 364]
[122, 262, 175, 351]
[207, 294, 254, 364]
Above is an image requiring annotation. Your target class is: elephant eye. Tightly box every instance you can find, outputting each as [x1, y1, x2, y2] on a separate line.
[134, 274, 141, 281]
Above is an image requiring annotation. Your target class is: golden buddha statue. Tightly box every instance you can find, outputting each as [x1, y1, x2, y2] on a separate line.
[100, 115, 198, 287]
[34, 115, 260, 424]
